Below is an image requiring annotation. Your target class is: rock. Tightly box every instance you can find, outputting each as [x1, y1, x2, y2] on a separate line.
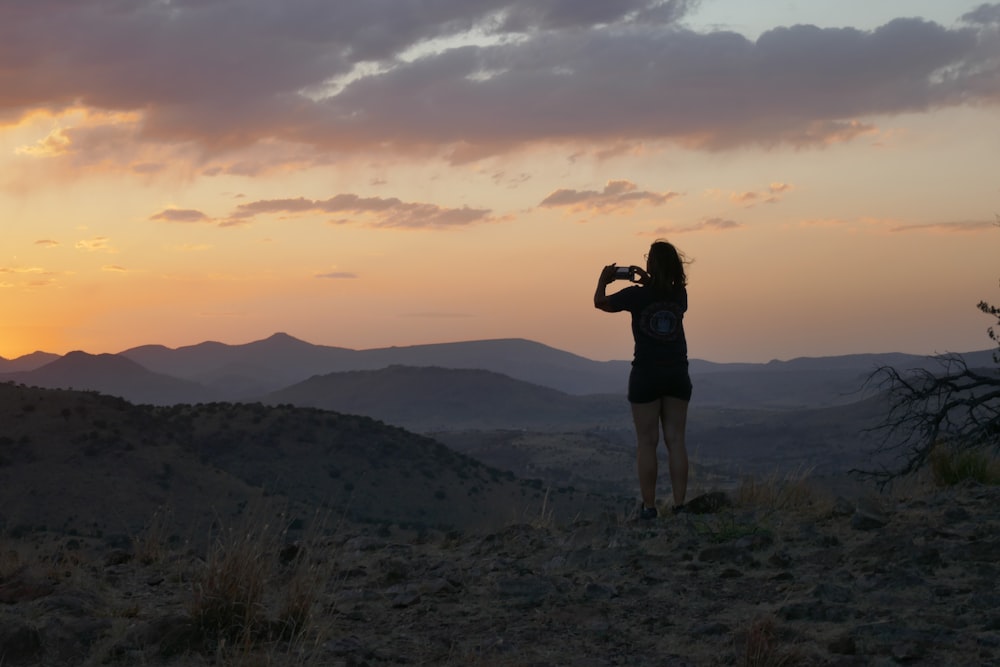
[685, 491, 732, 514]
[37, 590, 101, 617]
[135, 614, 204, 659]
[831, 496, 855, 517]
[104, 548, 133, 566]
[698, 544, 756, 567]
[850, 510, 888, 531]
[0, 622, 43, 665]
[0, 571, 54, 603]
[851, 497, 889, 530]
[691, 621, 729, 636]
[779, 601, 851, 623]
[583, 582, 617, 599]
[41, 616, 112, 665]
[828, 631, 857, 655]
[494, 575, 557, 607]
[768, 550, 793, 568]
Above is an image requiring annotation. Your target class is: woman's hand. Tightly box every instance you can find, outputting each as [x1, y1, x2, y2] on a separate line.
[633, 266, 651, 285]
[595, 264, 618, 310]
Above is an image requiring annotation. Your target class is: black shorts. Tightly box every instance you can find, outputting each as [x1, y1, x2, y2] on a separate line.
[628, 363, 692, 403]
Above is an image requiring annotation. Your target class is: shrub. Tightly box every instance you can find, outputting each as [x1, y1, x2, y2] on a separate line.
[929, 443, 1000, 486]
[190, 520, 274, 643]
[189, 509, 328, 657]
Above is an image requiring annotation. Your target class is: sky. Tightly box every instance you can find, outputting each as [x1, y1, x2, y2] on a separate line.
[2, 0, 999, 364]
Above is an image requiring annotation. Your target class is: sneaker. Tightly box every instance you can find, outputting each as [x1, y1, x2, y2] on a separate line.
[639, 505, 658, 520]
[672, 504, 686, 515]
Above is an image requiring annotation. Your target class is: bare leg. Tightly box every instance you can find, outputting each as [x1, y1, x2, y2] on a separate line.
[631, 401, 661, 509]
[660, 397, 689, 507]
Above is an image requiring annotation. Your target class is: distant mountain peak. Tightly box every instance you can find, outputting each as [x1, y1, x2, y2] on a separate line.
[252, 332, 313, 348]
[260, 332, 307, 344]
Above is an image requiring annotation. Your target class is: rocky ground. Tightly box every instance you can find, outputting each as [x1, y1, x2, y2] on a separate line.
[1, 480, 998, 666]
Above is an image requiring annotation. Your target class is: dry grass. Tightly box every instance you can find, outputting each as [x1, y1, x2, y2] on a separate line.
[734, 467, 830, 513]
[190, 517, 274, 645]
[131, 505, 174, 566]
[0, 542, 20, 579]
[186, 507, 332, 664]
[736, 615, 802, 667]
[929, 443, 1000, 487]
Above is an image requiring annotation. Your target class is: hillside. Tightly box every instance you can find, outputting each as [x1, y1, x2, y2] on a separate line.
[0, 351, 217, 405]
[261, 364, 629, 431]
[262, 364, 890, 482]
[0, 350, 60, 373]
[0, 383, 610, 539]
[1, 469, 996, 666]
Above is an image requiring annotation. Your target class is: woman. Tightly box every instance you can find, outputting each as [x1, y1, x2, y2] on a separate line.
[594, 240, 691, 519]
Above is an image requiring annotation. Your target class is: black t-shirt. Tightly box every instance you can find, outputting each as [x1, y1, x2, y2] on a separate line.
[606, 285, 688, 366]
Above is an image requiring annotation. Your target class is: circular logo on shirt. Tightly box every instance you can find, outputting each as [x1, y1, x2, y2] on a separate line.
[640, 301, 682, 341]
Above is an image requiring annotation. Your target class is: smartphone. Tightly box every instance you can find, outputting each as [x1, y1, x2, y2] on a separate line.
[613, 266, 634, 281]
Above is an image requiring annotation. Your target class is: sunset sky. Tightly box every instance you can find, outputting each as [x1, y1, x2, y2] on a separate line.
[2, 0, 999, 363]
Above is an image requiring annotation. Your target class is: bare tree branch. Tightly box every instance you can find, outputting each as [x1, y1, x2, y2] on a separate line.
[852, 216, 999, 488]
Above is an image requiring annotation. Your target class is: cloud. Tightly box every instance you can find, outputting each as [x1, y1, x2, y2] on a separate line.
[101, 265, 128, 272]
[539, 180, 680, 213]
[400, 312, 473, 318]
[150, 208, 212, 223]
[730, 191, 759, 205]
[0, 266, 47, 276]
[963, 4, 1000, 25]
[654, 217, 742, 234]
[131, 163, 165, 175]
[15, 128, 72, 157]
[34, 239, 60, 247]
[0, 265, 58, 289]
[316, 271, 359, 279]
[227, 194, 493, 229]
[729, 182, 795, 206]
[889, 220, 999, 233]
[0, 1, 995, 167]
[75, 237, 116, 252]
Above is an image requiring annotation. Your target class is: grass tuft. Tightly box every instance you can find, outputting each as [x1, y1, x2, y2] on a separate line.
[929, 443, 1000, 486]
[190, 518, 274, 645]
[186, 507, 332, 664]
[735, 467, 826, 512]
[736, 615, 801, 667]
[131, 505, 174, 565]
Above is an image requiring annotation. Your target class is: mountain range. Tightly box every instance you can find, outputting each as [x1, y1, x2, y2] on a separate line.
[2, 331, 992, 409]
[2, 333, 993, 540]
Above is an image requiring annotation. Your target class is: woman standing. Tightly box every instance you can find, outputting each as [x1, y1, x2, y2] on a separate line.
[594, 240, 691, 519]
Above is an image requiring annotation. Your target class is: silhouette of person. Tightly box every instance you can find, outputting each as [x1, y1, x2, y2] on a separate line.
[594, 240, 691, 519]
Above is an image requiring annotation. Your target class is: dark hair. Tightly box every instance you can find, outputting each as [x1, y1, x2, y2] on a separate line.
[647, 240, 687, 293]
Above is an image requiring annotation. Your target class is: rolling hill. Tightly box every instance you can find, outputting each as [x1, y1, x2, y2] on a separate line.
[0, 350, 60, 373]
[0, 383, 609, 539]
[120, 333, 631, 398]
[261, 364, 629, 431]
[0, 351, 217, 405]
